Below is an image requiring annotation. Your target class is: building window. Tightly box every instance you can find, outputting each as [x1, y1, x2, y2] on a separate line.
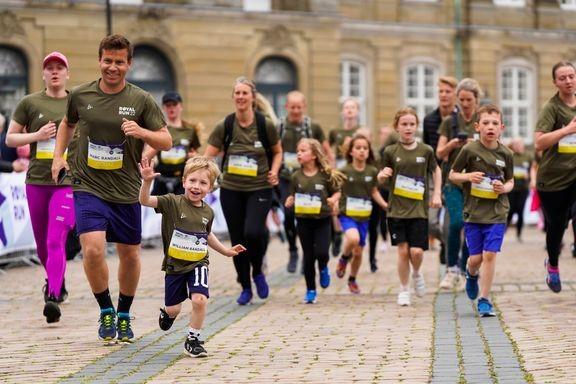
[560, 0, 576, 10]
[404, 63, 438, 125]
[255, 56, 297, 120]
[493, 0, 525, 7]
[244, 0, 271, 12]
[126, 45, 175, 105]
[500, 64, 534, 142]
[0, 46, 28, 120]
[340, 60, 367, 126]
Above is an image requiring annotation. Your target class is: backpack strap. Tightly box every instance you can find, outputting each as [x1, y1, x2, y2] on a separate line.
[450, 107, 459, 139]
[254, 111, 272, 167]
[221, 113, 235, 169]
[303, 116, 312, 138]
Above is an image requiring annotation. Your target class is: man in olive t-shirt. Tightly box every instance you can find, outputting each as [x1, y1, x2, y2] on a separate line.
[51, 35, 171, 344]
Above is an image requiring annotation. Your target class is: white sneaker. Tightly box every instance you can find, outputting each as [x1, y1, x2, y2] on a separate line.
[397, 291, 411, 306]
[413, 273, 426, 297]
[439, 271, 458, 290]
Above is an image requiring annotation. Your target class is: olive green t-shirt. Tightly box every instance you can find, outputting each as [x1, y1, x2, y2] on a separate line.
[535, 93, 576, 192]
[338, 164, 378, 221]
[381, 142, 437, 219]
[329, 126, 358, 168]
[280, 118, 325, 180]
[451, 141, 514, 224]
[512, 152, 532, 192]
[208, 116, 279, 192]
[289, 169, 339, 219]
[155, 194, 214, 275]
[66, 80, 166, 203]
[156, 122, 201, 177]
[12, 90, 72, 185]
[438, 112, 478, 185]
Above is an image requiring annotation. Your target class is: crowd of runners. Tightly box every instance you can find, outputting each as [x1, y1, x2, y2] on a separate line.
[3, 33, 576, 358]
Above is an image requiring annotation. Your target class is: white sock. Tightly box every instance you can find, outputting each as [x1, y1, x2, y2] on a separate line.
[188, 327, 201, 339]
[400, 284, 409, 292]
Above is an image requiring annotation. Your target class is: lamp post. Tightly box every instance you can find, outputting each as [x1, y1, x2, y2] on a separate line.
[106, 0, 112, 36]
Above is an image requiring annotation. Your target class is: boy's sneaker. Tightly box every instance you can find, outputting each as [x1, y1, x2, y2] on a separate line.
[332, 232, 342, 257]
[477, 298, 495, 317]
[287, 249, 298, 273]
[98, 308, 117, 342]
[304, 290, 317, 304]
[545, 259, 561, 293]
[159, 308, 175, 331]
[253, 274, 269, 299]
[348, 279, 361, 294]
[43, 296, 61, 324]
[319, 266, 331, 289]
[116, 313, 135, 343]
[413, 273, 426, 297]
[184, 335, 207, 358]
[397, 291, 411, 306]
[439, 271, 459, 290]
[336, 257, 348, 278]
[236, 289, 253, 305]
[465, 270, 479, 300]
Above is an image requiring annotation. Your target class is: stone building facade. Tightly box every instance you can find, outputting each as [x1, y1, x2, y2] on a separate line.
[1, 0, 575, 142]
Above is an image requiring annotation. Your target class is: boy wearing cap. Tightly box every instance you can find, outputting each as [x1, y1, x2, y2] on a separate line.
[149, 92, 203, 195]
[51, 35, 172, 343]
[6, 51, 76, 324]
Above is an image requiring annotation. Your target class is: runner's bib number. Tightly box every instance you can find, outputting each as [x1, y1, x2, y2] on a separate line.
[168, 229, 208, 262]
[160, 146, 186, 165]
[227, 155, 257, 177]
[393, 174, 425, 201]
[36, 138, 67, 160]
[558, 133, 576, 154]
[345, 197, 372, 218]
[294, 193, 322, 215]
[87, 140, 123, 170]
[283, 152, 300, 171]
[471, 177, 498, 199]
[513, 166, 528, 179]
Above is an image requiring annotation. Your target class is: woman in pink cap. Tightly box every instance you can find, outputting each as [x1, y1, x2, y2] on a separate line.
[6, 51, 76, 324]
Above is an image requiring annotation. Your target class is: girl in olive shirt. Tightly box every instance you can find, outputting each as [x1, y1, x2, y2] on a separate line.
[285, 138, 345, 304]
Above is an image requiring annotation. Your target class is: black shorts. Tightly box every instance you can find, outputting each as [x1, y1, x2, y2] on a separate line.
[164, 264, 209, 306]
[387, 217, 429, 250]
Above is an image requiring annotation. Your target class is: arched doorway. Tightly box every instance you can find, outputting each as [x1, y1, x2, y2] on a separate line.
[0, 46, 28, 122]
[254, 56, 297, 119]
[127, 45, 176, 104]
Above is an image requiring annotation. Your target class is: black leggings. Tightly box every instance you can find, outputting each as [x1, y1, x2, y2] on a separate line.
[506, 189, 529, 238]
[538, 181, 576, 267]
[279, 178, 298, 252]
[220, 187, 273, 290]
[368, 188, 389, 263]
[297, 217, 331, 291]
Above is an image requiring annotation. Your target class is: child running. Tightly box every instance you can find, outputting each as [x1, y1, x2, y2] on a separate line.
[378, 108, 442, 306]
[449, 104, 513, 317]
[139, 155, 246, 357]
[285, 138, 345, 303]
[335, 133, 388, 294]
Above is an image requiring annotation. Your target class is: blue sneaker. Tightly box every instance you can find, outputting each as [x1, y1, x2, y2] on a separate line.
[237, 289, 253, 305]
[320, 266, 331, 289]
[477, 298, 495, 317]
[304, 290, 317, 304]
[116, 312, 135, 343]
[545, 259, 561, 293]
[98, 308, 117, 342]
[253, 274, 269, 299]
[465, 270, 479, 300]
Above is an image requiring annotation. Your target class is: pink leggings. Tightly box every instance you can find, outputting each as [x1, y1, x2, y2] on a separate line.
[26, 185, 75, 297]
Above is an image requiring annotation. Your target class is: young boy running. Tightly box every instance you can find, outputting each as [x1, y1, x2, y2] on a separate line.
[449, 104, 514, 317]
[139, 156, 245, 357]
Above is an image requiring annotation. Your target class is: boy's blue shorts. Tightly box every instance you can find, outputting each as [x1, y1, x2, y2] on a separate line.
[165, 264, 210, 306]
[339, 215, 368, 247]
[74, 191, 141, 244]
[464, 222, 506, 256]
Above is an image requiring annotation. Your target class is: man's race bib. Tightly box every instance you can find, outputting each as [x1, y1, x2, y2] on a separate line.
[393, 174, 425, 201]
[227, 155, 258, 177]
[345, 197, 372, 218]
[283, 152, 300, 171]
[168, 229, 208, 262]
[36, 138, 67, 160]
[87, 139, 124, 170]
[160, 145, 186, 165]
[295, 192, 322, 215]
[471, 177, 498, 199]
[558, 133, 576, 154]
[513, 166, 528, 179]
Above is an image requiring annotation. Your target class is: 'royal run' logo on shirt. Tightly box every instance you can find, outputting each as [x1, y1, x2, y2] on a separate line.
[118, 106, 136, 116]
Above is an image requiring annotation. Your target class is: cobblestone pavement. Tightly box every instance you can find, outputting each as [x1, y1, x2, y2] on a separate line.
[0, 226, 574, 383]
